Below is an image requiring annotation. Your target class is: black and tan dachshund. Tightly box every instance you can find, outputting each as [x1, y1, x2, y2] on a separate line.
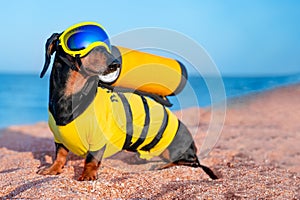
[37, 33, 218, 181]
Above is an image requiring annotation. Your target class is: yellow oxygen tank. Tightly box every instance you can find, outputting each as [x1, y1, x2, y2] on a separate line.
[99, 46, 187, 96]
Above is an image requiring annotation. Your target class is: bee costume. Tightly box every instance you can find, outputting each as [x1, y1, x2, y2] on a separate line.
[48, 82, 179, 159]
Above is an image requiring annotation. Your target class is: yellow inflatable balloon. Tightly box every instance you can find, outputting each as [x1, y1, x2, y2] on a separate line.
[99, 46, 187, 97]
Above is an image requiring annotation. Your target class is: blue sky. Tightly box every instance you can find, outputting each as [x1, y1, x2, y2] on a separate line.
[0, 0, 299, 75]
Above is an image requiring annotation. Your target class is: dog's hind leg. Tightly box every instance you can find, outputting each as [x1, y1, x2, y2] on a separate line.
[37, 143, 69, 175]
[159, 121, 218, 179]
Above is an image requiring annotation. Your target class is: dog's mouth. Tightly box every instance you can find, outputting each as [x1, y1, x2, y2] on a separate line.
[99, 62, 121, 83]
[103, 61, 120, 75]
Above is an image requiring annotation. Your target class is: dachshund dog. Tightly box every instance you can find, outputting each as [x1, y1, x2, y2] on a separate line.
[37, 33, 218, 181]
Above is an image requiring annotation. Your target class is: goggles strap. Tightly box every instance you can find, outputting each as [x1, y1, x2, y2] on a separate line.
[57, 55, 78, 71]
[75, 54, 82, 69]
[57, 53, 83, 72]
[75, 54, 92, 77]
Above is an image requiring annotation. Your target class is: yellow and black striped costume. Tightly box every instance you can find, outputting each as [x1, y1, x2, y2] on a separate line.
[49, 87, 179, 160]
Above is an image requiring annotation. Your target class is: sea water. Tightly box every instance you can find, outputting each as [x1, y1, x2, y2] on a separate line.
[0, 73, 49, 128]
[0, 73, 300, 128]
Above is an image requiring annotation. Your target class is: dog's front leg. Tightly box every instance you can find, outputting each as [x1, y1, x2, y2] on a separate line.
[37, 143, 69, 175]
[78, 146, 105, 181]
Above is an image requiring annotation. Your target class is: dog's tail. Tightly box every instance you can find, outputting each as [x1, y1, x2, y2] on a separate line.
[195, 156, 219, 180]
[171, 144, 219, 180]
[165, 121, 219, 179]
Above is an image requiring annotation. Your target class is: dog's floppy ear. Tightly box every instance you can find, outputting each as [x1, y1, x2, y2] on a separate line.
[40, 33, 60, 78]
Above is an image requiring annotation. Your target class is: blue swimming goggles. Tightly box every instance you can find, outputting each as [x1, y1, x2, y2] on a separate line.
[59, 22, 111, 57]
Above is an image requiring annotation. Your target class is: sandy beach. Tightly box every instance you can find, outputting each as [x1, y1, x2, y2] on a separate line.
[0, 84, 300, 199]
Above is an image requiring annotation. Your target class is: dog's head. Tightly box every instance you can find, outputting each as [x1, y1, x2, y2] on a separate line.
[40, 33, 120, 125]
[40, 33, 120, 80]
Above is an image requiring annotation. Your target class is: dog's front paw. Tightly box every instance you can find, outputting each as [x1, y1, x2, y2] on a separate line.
[37, 164, 63, 175]
[78, 169, 98, 181]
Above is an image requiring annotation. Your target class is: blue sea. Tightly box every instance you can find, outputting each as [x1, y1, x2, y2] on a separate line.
[1, 73, 300, 128]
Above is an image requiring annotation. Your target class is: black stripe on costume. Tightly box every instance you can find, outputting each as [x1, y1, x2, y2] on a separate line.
[140, 106, 169, 151]
[118, 93, 133, 150]
[127, 96, 150, 151]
